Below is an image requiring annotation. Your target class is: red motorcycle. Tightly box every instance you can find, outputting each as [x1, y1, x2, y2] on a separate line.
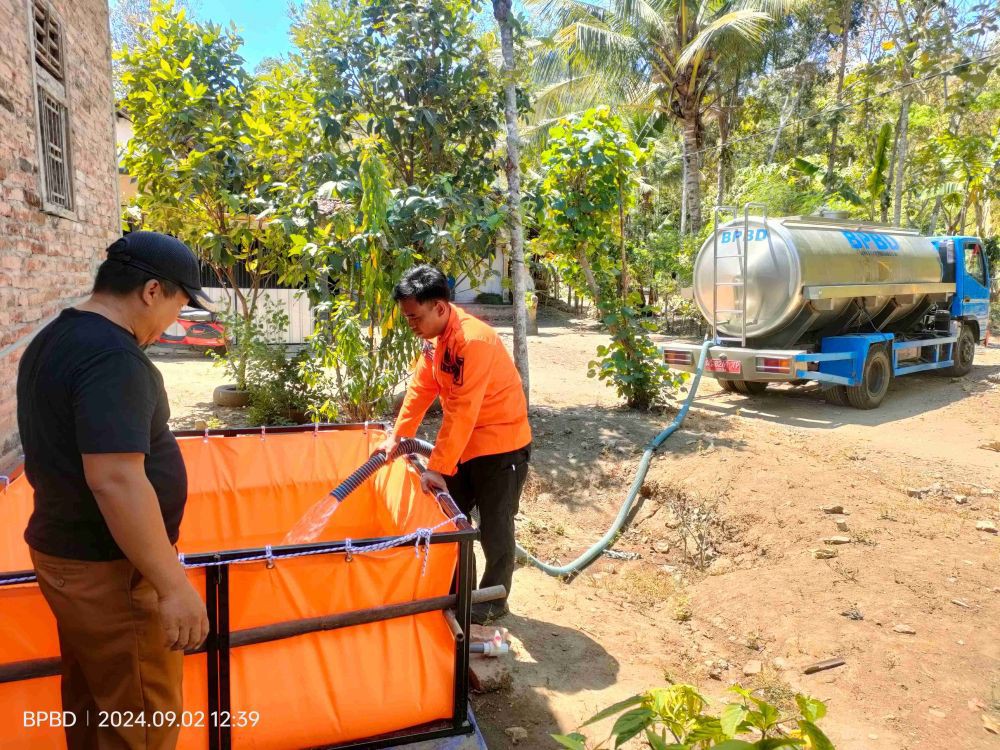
[156, 308, 227, 353]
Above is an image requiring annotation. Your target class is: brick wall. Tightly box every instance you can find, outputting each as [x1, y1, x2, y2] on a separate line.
[0, 0, 120, 470]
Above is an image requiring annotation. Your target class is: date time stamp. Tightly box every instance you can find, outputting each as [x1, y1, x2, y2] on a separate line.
[24, 710, 260, 729]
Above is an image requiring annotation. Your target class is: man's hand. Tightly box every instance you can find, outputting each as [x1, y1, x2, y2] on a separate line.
[377, 433, 401, 459]
[158, 580, 210, 651]
[420, 470, 449, 495]
[83, 452, 208, 652]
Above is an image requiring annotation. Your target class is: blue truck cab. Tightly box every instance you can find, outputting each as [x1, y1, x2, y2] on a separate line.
[933, 236, 991, 340]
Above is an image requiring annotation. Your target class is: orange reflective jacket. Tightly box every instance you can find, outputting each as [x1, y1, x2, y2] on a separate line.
[394, 305, 531, 476]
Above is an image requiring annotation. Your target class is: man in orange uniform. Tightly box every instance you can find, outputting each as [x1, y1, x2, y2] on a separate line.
[379, 265, 531, 623]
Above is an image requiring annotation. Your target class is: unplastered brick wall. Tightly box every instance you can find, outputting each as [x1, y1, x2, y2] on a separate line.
[0, 0, 120, 471]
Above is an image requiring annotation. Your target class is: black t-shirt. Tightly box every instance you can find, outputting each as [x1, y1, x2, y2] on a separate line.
[17, 308, 187, 561]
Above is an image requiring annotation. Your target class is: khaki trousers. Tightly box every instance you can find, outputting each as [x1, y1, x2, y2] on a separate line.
[30, 548, 184, 750]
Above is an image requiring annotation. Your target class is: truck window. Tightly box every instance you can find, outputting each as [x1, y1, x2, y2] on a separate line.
[964, 243, 986, 286]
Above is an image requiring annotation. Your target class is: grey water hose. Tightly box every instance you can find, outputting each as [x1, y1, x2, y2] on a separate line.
[333, 339, 711, 581]
[514, 338, 712, 579]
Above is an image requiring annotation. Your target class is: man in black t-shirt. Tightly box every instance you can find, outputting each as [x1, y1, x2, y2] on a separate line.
[17, 231, 219, 750]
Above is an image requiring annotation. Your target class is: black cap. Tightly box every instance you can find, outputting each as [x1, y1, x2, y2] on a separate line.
[106, 232, 223, 313]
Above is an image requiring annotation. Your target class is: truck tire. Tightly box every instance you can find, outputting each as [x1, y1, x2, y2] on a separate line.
[718, 379, 738, 393]
[825, 386, 849, 406]
[945, 324, 976, 377]
[846, 347, 891, 409]
[732, 380, 768, 395]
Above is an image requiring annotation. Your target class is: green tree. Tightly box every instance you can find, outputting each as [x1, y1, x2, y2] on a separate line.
[291, 0, 505, 271]
[534, 0, 799, 234]
[109, 0, 196, 97]
[269, 0, 515, 420]
[534, 108, 681, 408]
[117, 2, 292, 389]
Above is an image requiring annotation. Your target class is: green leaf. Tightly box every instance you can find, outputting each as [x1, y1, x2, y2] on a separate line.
[720, 704, 749, 737]
[581, 695, 644, 727]
[795, 696, 827, 723]
[611, 708, 655, 748]
[791, 157, 822, 177]
[551, 733, 587, 750]
[798, 720, 835, 750]
[644, 728, 670, 750]
[866, 123, 892, 199]
[711, 742, 755, 750]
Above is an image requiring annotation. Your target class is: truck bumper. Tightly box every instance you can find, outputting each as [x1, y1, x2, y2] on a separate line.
[659, 341, 811, 382]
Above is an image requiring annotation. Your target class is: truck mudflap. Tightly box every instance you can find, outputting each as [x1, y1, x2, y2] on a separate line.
[658, 341, 810, 382]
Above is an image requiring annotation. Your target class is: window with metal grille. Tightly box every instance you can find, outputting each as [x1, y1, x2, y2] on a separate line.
[32, 0, 63, 81]
[37, 87, 73, 211]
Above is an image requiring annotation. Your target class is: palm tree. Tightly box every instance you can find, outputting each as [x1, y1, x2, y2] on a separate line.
[533, 0, 799, 233]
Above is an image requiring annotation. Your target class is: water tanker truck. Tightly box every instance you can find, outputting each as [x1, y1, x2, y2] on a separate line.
[659, 205, 992, 409]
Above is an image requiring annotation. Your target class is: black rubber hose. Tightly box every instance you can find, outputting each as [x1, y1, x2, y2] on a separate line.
[329, 438, 434, 501]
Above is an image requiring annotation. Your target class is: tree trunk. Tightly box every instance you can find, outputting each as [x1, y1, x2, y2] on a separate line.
[767, 90, 791, 165]
[618, 175, 628, 299]
[928, 196, 942, 235]
[575, 249, 603, 304]
[825, 2, 850, 185]
[893, 91, 910, 226]
[681, 116, 702, 233]
[716, 81, 729, 203]
[493, 0, 530, 401]
[679, 141, 688, 237]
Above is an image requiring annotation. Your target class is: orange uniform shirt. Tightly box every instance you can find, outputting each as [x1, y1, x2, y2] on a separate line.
[394, 304, 531, 476]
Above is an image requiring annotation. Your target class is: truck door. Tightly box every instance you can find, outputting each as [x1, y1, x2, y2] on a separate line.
[956, 240, 990, 336]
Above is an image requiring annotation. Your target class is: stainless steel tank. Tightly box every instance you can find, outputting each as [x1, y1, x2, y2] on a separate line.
[692, 215, 953, 347]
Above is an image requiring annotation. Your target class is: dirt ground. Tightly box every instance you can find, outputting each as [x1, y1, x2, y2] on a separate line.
[151, 310, 1000, 750]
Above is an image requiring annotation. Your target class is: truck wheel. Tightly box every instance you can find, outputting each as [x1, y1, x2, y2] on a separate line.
[733, 380, 768, 395]
[945, 325, 976, 377]
[846, 347, 891, 409]
[718, 379, 738, 393]
[825, 386, 849, 406]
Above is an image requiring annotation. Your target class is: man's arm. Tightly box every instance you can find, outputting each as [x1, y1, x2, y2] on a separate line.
[83, 454, 208, 651]
[382, 348, 440, 454]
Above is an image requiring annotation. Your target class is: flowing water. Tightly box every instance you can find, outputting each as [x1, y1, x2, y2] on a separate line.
[282, 494, 342, 545]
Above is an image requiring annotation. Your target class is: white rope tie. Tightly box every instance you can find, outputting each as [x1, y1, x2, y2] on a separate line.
[5, 574, 36, 584]
[265, 544, 275, 569]
[171, 514, 465, 576]
[414, 528, 433, 576]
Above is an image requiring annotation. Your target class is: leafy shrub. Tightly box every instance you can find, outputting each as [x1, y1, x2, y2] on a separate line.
[553, 683, 835, 749]
[588, 297, 686, 409]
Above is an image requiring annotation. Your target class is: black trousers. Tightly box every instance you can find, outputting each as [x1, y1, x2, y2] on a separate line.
[445, 443, 531, 601]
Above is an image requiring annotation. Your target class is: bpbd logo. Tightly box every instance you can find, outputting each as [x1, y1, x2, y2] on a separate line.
[721, 228, 768, 244]
[841, 230, 899, 256]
